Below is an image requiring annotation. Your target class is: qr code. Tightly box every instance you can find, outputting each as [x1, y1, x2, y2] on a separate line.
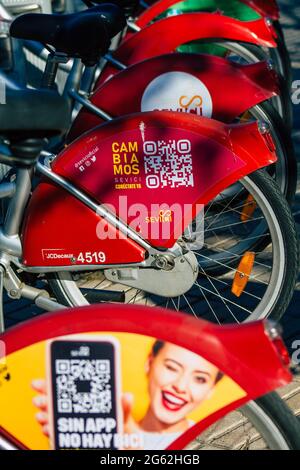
[144, 139, 194, 189]
[55, 359, 112, 414]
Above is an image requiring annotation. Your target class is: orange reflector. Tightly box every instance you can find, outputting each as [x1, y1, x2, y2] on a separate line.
[231, 252, 255, 298]
[241, 195, 256, 222]
[239, 111, 252, 123]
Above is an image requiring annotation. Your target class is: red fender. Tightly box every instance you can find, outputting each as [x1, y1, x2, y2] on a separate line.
[0, 305, 291, 449]
[22, 111, 277, 264]
[136, 0, 279, 28]
[69, 54, 279, 142]
[240, 0, 279, 20]
[99, 14, 277, 84]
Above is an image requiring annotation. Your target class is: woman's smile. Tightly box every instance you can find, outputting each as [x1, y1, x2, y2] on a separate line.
[161, 391, 188, 411]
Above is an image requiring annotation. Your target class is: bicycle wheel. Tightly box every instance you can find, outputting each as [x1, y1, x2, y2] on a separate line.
[48, 170, 298, 324]
[269, 29, 293, 90]
[187, 392, 300, 450]
[248, 101, 297, 203]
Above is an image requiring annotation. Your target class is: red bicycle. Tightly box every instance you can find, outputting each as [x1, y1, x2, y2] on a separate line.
[0, 5, 297, 331]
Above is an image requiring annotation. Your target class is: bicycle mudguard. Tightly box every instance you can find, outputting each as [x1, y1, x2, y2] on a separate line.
[98, 13, 277, 83]
[69, 54, 279, 141]
[0, 305, 291, 450]
[136, 0, 279, 27]
[22, 111, 276, 265]
[240, 0, 279, 20]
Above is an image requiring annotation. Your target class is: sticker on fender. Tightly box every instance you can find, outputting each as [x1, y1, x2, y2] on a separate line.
[42, 250, 106, 265]
[77, 252, 106, 264]
[141, 71, 213, 117]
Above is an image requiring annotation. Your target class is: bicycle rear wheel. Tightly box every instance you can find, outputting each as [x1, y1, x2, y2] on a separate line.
[188, 392, 300, 450]
[249, 101, 297, 204]
[48, 170, 298, 323]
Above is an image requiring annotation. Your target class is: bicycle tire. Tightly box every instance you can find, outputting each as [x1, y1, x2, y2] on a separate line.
[188, 392, 300, 450]
[250, 100, 297, 204]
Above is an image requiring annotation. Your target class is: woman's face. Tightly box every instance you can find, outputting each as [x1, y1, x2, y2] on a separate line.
[147, 343, 219, 425]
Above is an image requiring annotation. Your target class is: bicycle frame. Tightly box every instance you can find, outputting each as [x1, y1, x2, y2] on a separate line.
[0, 304, 291, 450]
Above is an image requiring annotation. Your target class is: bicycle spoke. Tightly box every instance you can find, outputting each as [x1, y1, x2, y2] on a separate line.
[127, 289, 142, 304]
[205, 216, 264, 233]
[195, 282, 253, 315]
[170, 297, 179, 312]
[194, 282, 222, 324]
[205, 186, 244, 231]
[202, 245, 272, 271]
[182, 294, 198, 319]
[204, 199, 259, 223]
[204, 232, 270, 251]
[195, 252, 269, 286]
[198, 263, 240, 323]
[201, 273, 262, 301]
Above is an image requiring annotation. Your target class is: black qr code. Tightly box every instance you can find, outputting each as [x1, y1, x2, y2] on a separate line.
[55, 359, 112, 414]
[144, 139, 194, 189]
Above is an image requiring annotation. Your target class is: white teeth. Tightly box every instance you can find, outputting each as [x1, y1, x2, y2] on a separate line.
[163, 392, 186, 406]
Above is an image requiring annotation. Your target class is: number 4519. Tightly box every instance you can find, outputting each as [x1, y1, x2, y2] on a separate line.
[77, 252, 106, 264]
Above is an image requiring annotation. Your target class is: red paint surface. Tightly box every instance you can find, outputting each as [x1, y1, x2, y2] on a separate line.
[136, 0, 279, 28]
[99, 14, 277, 84]
[22, 111, 276, 264]
[70, 55, 279, 141]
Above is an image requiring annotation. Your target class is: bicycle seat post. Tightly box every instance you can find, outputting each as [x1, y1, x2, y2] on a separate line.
[41, 51, 69, 89]
[3, 166, 34, 239]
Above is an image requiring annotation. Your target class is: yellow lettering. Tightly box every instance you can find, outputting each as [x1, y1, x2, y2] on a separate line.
[114, 165, 123, 175]
[112, 142, 120, 153]
[113, 154, 121, 164]
[131, 164, 140, 175]
[123, 165, 132, 175]
[129, 142, 138, 152]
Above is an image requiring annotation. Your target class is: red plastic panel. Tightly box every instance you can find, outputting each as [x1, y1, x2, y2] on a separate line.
[22, 183, 146, 267]
[241, 0, 279, 20]
[99, 14, 277, 84]
[0, 305, 291, 399]
[22, 112, 277, 264]
[119, 14, 277, 62]
[70, 55, 279, 141]
[22, 111, 276, 254]
[136, 0, 279, 28]
[0, 305, 291, 449]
